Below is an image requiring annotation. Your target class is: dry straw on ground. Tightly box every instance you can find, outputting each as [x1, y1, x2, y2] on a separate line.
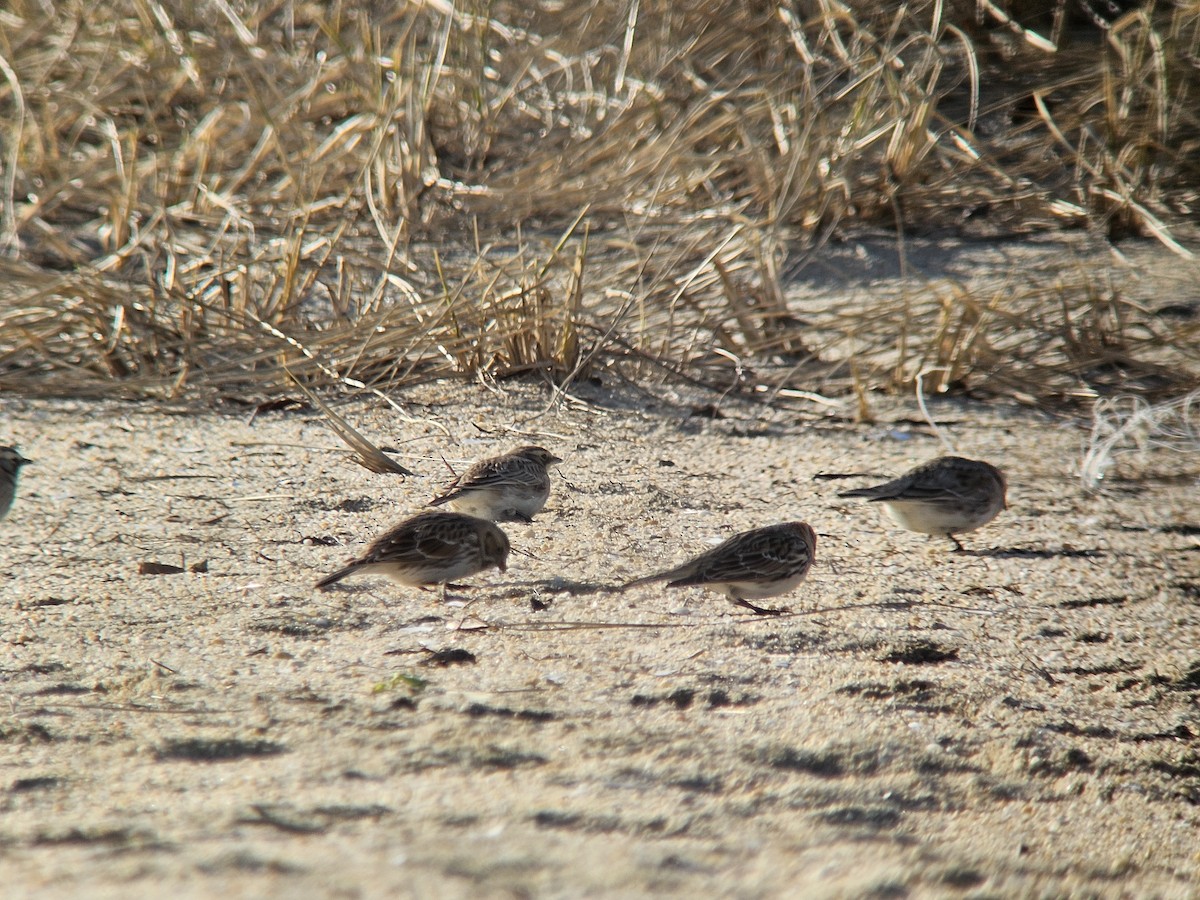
[1, 0, 1198, 405]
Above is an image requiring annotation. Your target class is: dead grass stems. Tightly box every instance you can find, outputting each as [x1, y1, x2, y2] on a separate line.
[1, 0, 1198, 408]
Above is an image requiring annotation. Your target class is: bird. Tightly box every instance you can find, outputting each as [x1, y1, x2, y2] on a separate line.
[837, 455, 1007, 550]
[429, 446, 562, 523]
[0, 447, 31, 521]
[315, 511, 510, 600]
[622, 521, 817, 615]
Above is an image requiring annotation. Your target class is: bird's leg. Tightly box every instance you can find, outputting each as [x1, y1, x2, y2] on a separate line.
[948, 533, 966, 552]
[734, 598, 787, 616]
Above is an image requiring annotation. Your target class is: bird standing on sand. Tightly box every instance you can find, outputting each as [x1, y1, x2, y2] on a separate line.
[623, 521, 817, 616]
[837, 456, 1007, 551]
[315, 511, 510, 600]
[430, 446, 562, 523]
[0, 447, 31, 521]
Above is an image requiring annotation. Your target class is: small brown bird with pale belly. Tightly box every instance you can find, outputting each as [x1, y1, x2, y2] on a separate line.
[838, 455, 1007, 551]
[315, 511, 510, 600]
[0, 447, 32, 521]
[623, 521, 817, 615]
[430, 446, 562, 523]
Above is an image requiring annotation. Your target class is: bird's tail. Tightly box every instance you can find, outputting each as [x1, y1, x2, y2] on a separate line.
[315, 564, 359, 590]
[620, 570, 672, 590]
[837, 486, 879, 499]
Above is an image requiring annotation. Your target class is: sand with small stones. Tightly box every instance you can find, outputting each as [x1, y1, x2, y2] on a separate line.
[2, 366, 1199, 898]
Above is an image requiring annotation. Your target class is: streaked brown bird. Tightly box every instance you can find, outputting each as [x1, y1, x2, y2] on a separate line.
[623, 521, 817, 615]
[430, 446, 562, 523]
[315, 511, 510, 600]
[837, 455, 1007, 551]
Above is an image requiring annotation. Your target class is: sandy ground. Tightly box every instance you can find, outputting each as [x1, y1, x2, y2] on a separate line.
[2, 374, 1198, 898]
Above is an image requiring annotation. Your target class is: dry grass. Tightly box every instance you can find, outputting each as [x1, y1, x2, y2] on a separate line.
[1, 0, 1198, 406]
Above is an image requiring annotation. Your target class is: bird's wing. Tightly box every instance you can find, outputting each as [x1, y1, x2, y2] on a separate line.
[699, 530, 808, 583]
[430, 457, 523, 503]
[839, 474, 943, 501]
[364, 518, 468, 565]
[663, 533, 760, 587]
[411, 519, 473, 562]
[464, 458, 544, 490]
